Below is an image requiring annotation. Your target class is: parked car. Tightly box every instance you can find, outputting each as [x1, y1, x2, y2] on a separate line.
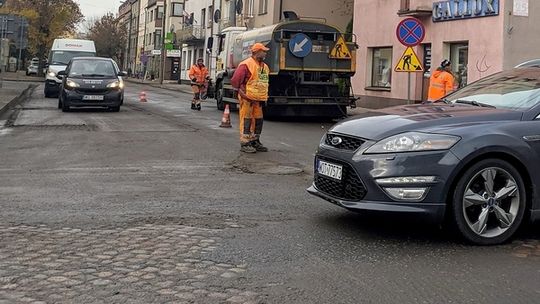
[308, 67, 540, 245]
[57, 57, 126, 112]
[26, 63, 38, 76]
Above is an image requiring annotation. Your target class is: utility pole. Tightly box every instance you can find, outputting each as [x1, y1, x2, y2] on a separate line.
[159, 0, 167, 84]
[18, 18, 24, 71]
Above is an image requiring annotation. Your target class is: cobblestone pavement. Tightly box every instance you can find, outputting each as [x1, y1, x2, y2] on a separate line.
[0, 223, 259, 304]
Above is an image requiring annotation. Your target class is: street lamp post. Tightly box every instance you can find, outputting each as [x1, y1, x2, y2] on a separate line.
[159, 0, 167, 85]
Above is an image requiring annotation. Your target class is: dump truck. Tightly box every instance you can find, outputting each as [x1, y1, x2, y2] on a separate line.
[214, 13, 357, 118]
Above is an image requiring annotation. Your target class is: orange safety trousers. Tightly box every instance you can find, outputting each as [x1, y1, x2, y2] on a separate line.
[239, 96, 264, 144]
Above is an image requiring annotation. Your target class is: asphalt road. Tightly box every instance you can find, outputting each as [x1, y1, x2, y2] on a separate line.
[0, 82, 539, 304]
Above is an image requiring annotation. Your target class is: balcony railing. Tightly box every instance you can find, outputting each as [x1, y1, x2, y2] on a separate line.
[397, 0, 432, 17]
[176, 25, 205, 43]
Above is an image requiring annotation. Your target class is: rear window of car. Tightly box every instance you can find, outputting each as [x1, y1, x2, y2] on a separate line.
[69, 60, 116, 78]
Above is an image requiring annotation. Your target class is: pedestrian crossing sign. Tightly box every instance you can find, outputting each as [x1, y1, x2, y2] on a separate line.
[329, 36, 351, 59]
[394, 47, 424, 72]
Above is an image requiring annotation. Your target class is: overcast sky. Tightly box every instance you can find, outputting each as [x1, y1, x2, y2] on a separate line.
[75, 0, 122, 19]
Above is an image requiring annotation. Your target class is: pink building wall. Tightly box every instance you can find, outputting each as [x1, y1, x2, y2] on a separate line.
[352, 0, 506, 106]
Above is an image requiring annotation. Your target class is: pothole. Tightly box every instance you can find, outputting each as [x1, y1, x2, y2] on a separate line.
[228, 157, 304, 175]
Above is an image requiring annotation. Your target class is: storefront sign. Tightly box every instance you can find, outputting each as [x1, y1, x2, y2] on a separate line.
[166, 50, 181, 58]
[433, 0, 499, 22]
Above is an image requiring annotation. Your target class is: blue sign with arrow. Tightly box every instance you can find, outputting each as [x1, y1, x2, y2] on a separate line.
[288, 33, 312, 58]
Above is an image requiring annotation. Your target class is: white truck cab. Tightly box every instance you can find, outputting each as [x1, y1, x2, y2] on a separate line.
[216, 27, 247, 74]
[45, 39, 96, 98]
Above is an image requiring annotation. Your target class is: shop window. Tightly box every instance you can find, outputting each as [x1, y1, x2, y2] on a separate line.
[370, 47, 393, 88]
[449, 43, 469, 89]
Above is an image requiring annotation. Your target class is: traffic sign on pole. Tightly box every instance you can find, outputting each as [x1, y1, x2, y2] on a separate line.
[396, 17, 425, 47]
[394, 47, 424, 72]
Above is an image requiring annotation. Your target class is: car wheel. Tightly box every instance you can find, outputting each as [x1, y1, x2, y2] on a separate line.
[61, 100, 70, 112]
[451, 159, 526, 245]
[110, 106, 120, 112]
[216, 81, 225, 111]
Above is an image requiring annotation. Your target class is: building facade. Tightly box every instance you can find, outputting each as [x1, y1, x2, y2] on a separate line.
[0, 14, 28, 72]
[218, 0, 353, 32]
[178, 0, 218, 80]
[353, 0, 540, 108]
[121, 0, 354, 81]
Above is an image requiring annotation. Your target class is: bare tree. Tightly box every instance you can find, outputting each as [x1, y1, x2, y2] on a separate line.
[86, 13, 127, 63]
[1, 0, 84, 76]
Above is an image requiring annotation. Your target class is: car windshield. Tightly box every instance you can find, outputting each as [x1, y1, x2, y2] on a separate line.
[50, 51, 95, 66]
[69, 60, 116, 78]
[445, 69, 540, 111]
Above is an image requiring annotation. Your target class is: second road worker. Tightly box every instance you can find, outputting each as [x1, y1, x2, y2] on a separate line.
[188, 58, 210, 111]
[231, 43, 270, 154]
[427, 59, 455, 102]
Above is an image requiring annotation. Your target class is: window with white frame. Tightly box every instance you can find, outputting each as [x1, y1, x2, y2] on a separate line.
[370, 47, 392, 88]
[259, 0, 268, 15]
[172, 3, 184, 17]
[247, 0, 254, 17]
[201, 8, 206, 28]
[208, 5, 214, 27]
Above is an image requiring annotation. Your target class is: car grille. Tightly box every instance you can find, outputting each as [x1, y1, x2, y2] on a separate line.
[325, 133, 365, 151]
[314, 157, 367, 201]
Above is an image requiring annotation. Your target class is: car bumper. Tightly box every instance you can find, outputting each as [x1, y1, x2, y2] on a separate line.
[63, 89, 123, 107]
[307, 143, 463, 223]
[307, 185, 446, 221]
[45, 79, 61, 91]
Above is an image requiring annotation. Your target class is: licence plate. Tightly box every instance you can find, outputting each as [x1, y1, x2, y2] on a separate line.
[317, 160, 342, 180]
[83, 95, 104, 101]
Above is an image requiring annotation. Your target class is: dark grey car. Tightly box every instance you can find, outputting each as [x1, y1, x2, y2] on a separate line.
[308, 68, 540, 245]
[57, 57, 126, 112]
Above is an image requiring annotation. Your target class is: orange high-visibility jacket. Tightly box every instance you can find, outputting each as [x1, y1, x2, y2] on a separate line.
[188, 65, 209, 84]
[240, 57, 270, 102]
[428, 70, 455, 101]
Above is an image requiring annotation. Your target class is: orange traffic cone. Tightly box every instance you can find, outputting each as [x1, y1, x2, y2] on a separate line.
[139, 91, 147, 102]
[219, 104, 232, 128]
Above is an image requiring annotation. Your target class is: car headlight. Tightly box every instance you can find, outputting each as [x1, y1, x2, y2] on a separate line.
[47, 71, 56, 77]
[66, 80, 80, 88]
[364, 132, 460, 154]
[107, 81, 124, 89]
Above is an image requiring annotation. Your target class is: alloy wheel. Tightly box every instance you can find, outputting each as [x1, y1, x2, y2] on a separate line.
[462, 167, 520, 239]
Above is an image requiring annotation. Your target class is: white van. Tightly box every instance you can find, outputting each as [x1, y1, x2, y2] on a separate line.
[45, 39, 96, 97]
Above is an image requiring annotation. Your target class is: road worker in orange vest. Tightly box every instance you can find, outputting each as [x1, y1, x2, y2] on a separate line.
[230, 43, 270, 154]
[188, 58, 210, 111]
[428, 60, 455, 102]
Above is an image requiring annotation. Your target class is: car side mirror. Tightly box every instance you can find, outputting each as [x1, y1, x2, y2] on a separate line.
[56, 70, 66, 79]
[118, 71, 127, 77]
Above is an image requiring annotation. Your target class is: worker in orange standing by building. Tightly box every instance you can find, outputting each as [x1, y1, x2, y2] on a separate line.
[231, 43, 270, 153]
[427, 60, 455, 102]
[188, 58, 210, 111]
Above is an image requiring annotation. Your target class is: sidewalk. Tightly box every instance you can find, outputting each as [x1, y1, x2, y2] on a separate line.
[1, 70, 45, 83]
[124, 77, 193, 94]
